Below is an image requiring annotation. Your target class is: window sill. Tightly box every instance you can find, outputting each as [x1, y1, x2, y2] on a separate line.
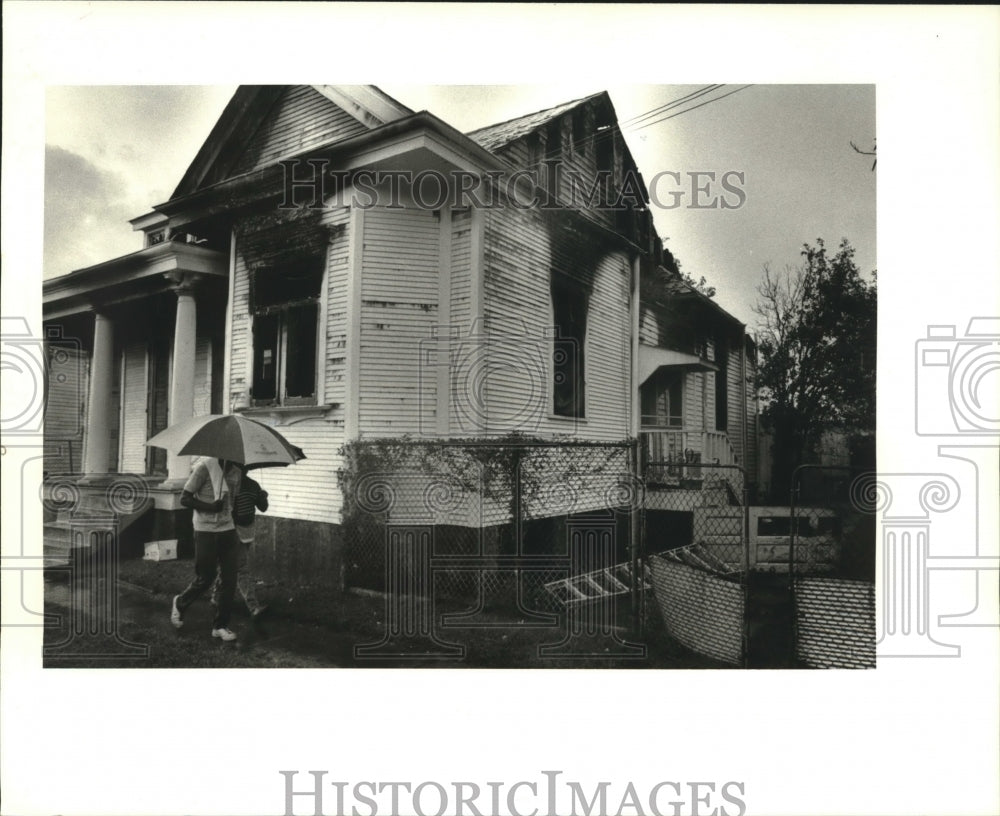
[234, 403, 339, 426]
[548, 414, 587, 424]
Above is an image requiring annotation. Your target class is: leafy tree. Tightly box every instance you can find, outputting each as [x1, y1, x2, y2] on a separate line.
[663, 245, 717, 299]
[682, 273, 716, 299]
[753, 238, 876, 498]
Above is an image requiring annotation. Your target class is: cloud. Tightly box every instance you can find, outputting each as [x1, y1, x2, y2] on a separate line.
[43, 145, 140, 279]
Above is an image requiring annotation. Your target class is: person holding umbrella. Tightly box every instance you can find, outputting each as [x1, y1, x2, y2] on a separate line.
[171, 456, 243, 641]
[147, 414, 306, 641]
[211, 466, 269, 620]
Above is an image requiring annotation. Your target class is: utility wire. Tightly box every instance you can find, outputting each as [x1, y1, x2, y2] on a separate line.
[617, 84, 724, 129]
[530, 84, 754, 167]
[628, 85, 754, 134]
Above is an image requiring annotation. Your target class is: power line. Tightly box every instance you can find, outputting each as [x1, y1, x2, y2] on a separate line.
[530, 84, 755, 168]
[628, 85, 754, 134]
[617, 84, 724, 129]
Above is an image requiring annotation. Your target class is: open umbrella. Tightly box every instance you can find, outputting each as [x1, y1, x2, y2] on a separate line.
[146, 414, 306, 467]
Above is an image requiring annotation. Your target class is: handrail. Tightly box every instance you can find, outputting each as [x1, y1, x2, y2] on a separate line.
[641, 428, 736, 467]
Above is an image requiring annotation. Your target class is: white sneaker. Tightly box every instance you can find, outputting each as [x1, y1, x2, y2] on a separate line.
[211, 627, 237, 642]
[170, 595, 183, 629]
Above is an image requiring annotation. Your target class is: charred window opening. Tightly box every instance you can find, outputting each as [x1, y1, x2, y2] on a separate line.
[641, 369, 684, 429]
[551, 273, 588, 418]
[250, 252, 324, 405]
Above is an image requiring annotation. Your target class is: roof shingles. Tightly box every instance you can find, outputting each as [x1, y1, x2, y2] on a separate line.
[466, 92, 604, 153]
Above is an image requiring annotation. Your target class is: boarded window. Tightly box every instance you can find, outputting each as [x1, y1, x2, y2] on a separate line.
[551, 273, 587, 418]
[249, 253, 324, 405]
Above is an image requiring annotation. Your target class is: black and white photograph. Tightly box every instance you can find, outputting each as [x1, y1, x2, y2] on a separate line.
[38, 80, 877, 670]
[2, 4, 998, 816]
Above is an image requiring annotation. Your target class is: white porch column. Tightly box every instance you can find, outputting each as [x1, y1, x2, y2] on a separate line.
[163, 274, 200, 486]
[81, 311, 114, 480]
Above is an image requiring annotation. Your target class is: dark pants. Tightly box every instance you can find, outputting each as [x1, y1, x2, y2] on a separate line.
[177, 529, 239, 629]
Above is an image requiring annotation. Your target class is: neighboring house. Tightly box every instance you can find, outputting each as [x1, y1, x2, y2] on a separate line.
[42, 84, 757, 582]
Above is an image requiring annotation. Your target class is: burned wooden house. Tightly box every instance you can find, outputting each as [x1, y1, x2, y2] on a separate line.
[42, 85, 758, 585]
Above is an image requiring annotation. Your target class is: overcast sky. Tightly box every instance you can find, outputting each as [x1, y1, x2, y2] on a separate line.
[44, 84, 875, 328]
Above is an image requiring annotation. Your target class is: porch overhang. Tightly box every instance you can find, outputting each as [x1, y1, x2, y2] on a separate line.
[639, 345, 718, 384]
[43, 240, 228, 320]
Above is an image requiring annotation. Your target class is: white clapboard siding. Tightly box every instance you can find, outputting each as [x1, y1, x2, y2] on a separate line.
[581, 251, 632, 440]
[249, 416, 345, 524]
[682, 371, 704, 445]
[744, 350, 758, 476]
[230, 248, 252, 405]
[448, 208, 475, 430]
[323, 206, 351, 406]
[193, 335, 213, 417]
[727, 344, 745, 466]
[481, 207, 552, 436]
[450, 208, 472, 330]
[481, 206, 632, 442]
[358, 206, 440, 436]
[119, 342, 149, 474]
[639, 306, 659, 345]
[231, 86, 369, 176]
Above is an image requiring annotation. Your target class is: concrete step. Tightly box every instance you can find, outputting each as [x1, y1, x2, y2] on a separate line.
[43, 522, 73, 567]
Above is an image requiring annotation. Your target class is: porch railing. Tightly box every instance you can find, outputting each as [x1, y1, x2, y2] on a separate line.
[641, 429, 737, 485]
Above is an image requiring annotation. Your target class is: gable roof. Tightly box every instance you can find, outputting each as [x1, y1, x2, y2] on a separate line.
[467, 91, 606, 152]
[171, 85, 413, 201]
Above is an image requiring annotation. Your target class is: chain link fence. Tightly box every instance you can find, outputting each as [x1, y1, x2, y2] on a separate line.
[789, 465, 877, 668]
[340, 441, 876, 667]
[341, 439, 646, 660]
[644, 462, 749, 666]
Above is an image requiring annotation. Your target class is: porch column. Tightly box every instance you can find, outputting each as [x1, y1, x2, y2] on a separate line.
[80, 311, 114, 480]
[163, 273, 200, 486]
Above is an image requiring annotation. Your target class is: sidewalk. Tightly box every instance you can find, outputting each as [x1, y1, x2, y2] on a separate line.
[43, 577, 358, 668]
[42, 557, 721, 669]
